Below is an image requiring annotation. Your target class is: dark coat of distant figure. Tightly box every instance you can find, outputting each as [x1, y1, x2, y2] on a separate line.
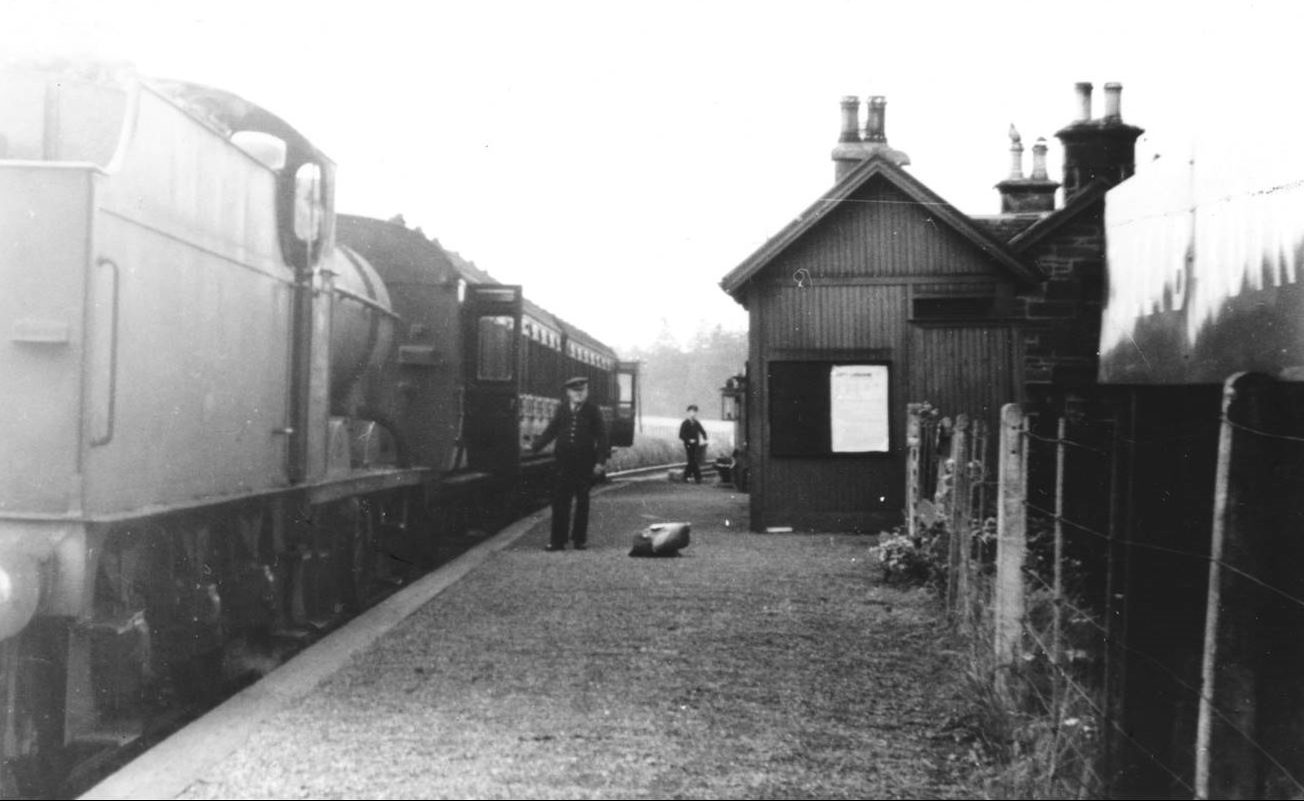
[678, 407, 708, 484]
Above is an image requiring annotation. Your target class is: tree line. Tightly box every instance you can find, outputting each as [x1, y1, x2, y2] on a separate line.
[624, 322, 747, 420]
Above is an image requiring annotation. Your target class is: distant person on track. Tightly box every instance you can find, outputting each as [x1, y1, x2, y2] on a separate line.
[531, 376, 609, 551]
[678, 404, 709, 484]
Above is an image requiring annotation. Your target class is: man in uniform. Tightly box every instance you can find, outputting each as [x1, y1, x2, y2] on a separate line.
[531, 376, 609, 551]
[678, 404, 709, 484]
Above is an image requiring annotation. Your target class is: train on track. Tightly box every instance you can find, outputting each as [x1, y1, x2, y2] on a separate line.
[0, 64, 637, 795]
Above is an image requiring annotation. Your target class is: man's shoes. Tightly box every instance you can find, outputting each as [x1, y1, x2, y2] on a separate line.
[544, 543, 565, 552]
[572, 543, 588, 551]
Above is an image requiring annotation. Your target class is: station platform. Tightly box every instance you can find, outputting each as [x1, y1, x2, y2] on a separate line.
[81, 477, 980, 800]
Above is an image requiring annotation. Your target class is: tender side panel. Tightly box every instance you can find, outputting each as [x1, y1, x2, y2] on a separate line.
[0, 167, 91, 514]
[83, 87, 294, 513]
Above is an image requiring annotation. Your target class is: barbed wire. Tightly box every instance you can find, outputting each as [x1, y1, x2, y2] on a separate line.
[1022, 428, 1112, 456]
[1224, 416, 1304, 445]
[930, 402, 1304, 796]
[1021, 624, 1198, 795]
[1014, 577, 1304, 797]
[1020, 498, 1304, 617]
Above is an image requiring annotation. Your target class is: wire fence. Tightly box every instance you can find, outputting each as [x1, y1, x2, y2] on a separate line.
[906, 377, 1304, 799]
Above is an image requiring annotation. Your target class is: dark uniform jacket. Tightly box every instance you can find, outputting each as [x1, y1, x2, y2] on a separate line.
[679, 418, 708, 447]
[532, 401, 610, 472]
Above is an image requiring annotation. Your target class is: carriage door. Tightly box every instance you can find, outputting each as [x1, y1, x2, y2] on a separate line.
[610, 361, 640, 448]
[463, 285, 523, 474]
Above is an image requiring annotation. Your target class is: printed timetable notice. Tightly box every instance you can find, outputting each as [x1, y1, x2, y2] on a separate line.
[830, 364, 889, 452]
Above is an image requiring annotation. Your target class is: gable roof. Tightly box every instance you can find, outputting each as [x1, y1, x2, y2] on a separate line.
[1006, 177, 1112, 253]
[719, 155, 1042, 298]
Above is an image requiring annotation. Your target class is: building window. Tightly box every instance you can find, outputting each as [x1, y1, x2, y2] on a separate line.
[912, 295, 996, 320]
[910, 281, 1008, 322]
[768, 361, 890, 456]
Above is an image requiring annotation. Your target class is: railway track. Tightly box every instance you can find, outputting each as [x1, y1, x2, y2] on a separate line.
[608, 461, 719, 481]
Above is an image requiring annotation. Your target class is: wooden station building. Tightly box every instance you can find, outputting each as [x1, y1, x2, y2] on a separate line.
[721, 84, 1142, 532]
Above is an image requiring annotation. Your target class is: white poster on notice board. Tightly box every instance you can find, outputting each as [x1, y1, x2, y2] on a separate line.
[830, 364, 889, 452]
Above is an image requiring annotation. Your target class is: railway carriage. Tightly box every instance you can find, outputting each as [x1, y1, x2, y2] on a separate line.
[0, 64, 635, 796]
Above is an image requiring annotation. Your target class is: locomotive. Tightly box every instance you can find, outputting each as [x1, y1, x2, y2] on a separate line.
[0, 64, 637, 793]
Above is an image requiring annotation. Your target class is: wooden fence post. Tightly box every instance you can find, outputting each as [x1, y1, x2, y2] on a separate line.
[1103, 396, 1134, 793]
[906, 403, 924, 541]
[973, 418, 990, 526]
[951, 414, 972, 626]
[1052, 416, 1066, 670]
[995, 403, 1028, 700]
[1196, 372, 1276, 799]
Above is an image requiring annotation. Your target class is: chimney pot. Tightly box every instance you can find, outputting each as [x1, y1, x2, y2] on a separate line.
[864, 96, 887, 143]
[838, 96, 861, 143]
[1031, 137, 1050, 180]
[1103, 82, 1123, 121]
[1074, 82, 1093, 122]
[1008, 126, 1025, 180]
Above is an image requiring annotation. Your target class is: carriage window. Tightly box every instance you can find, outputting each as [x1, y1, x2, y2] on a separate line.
[477, 315, 515, 380]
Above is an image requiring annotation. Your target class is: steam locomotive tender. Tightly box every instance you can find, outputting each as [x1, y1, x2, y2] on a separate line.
[0, 66, 636, 792]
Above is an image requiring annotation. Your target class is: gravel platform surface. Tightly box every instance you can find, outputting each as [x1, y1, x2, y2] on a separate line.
[140, 480, 981, 799]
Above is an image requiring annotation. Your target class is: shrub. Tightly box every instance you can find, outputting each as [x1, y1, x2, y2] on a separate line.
[871, 523, 947, 588]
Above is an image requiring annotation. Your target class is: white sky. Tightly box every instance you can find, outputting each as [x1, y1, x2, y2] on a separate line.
[5, 0, 1301, 352]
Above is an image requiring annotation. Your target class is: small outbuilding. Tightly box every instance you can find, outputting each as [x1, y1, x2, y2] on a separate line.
[721, 84, 1144, 534]
[720, 97, 1040, 532]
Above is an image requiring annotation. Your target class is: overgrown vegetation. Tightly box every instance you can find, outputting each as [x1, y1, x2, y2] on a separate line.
[870, 522, 948, 595]
[869, 514, 1106, 799]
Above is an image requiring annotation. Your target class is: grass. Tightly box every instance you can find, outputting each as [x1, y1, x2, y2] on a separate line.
[951, 585, 1107, 799]
[607, 416, 735, 472]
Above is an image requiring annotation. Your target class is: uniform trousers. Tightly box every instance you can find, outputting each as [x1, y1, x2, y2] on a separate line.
[683, 443, 703, 483]
[550, 463, 594, 547]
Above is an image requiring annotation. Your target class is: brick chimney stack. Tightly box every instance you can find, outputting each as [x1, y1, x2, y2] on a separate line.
[830, 95, 910, 182]
[996, 125, 1058, 214]
[1056, 81, 1144, 201]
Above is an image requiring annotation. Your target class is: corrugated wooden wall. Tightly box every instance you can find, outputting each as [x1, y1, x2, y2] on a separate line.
[744, 176, 1023, 532]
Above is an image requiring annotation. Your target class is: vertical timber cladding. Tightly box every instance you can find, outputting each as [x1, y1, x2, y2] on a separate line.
[908, 324, 1019, 465]
[759, 282, 907, 532]
[750, 177, 1025, 532]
